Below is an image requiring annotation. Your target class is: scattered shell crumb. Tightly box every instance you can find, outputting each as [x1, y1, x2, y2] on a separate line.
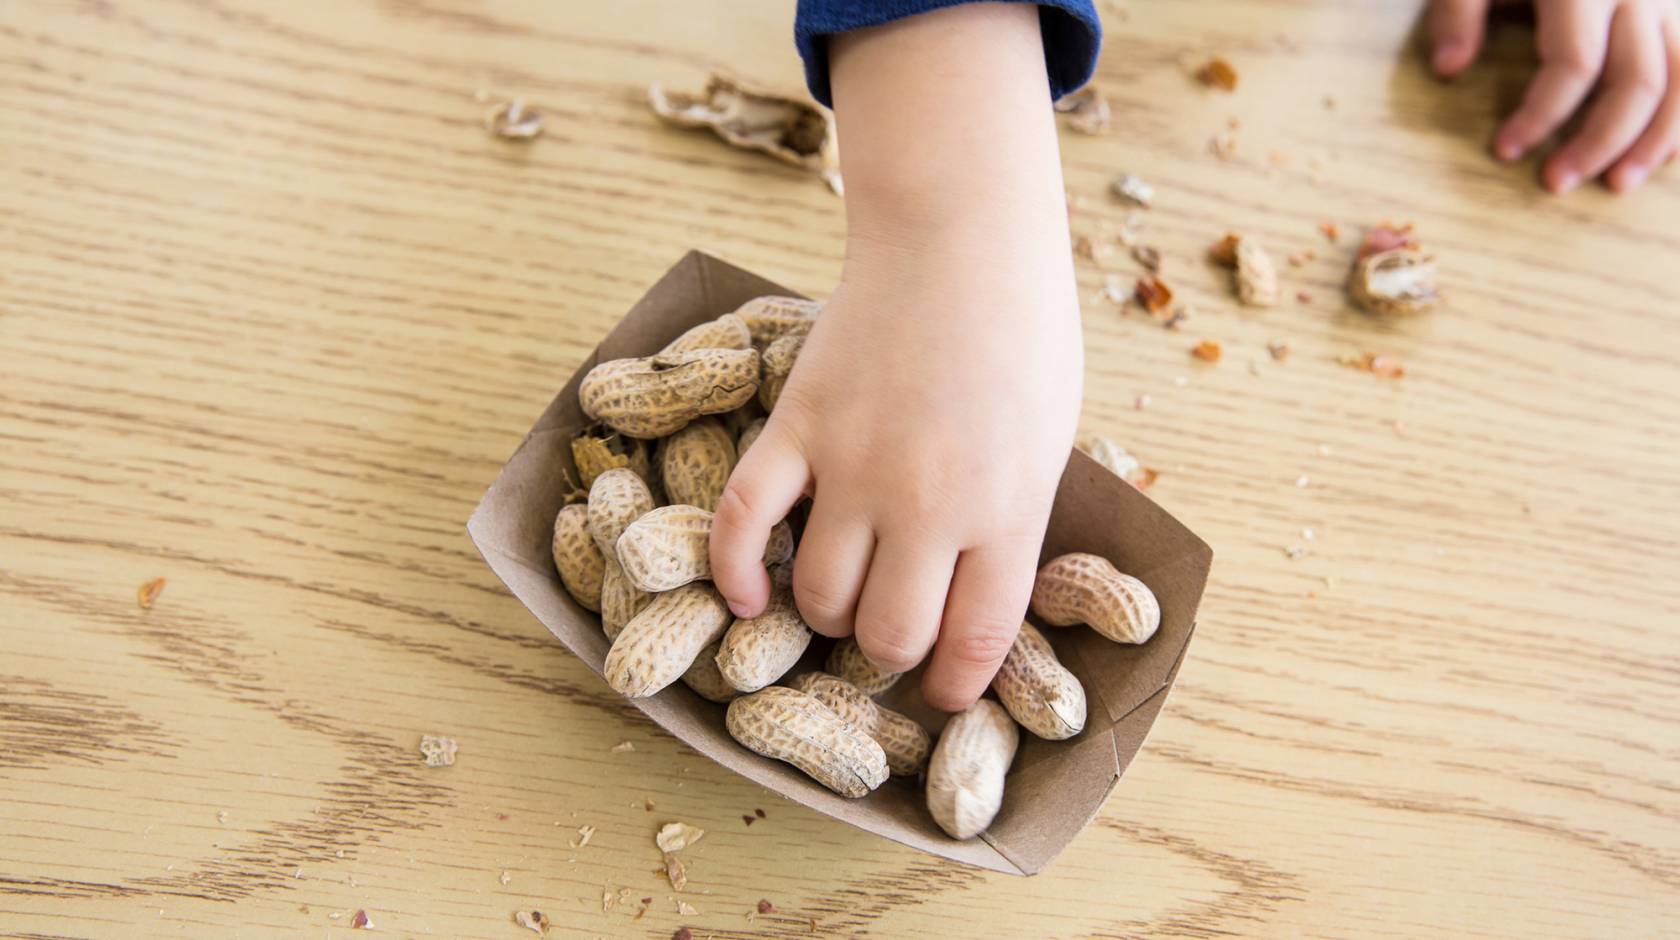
[1195, 57, 1239, 91]
[500, 870, 512, 886]
[678, 900, 698, 916]
[569, 825, 595, 849]
[1191, 340, 1222, 363]
[1110, 173, 1154, 207]
[419, 735, 457, 768]
[1133, 467, 1160, 491]
[1055, 85, 1112, 134]
[1209, 130, 1238, 160]
[137, 577, 166, 610]
[1340, 352, 1407, 378]
[1302, 527, 1316, 540]
[1296, 475, 1310, 487]
[610, 741, 635, 753]
[1131, 245, 1161, 272]
[1173, 375, 1189, 387]
[485, 99, 542, 140]
[1285, 545, 1307, 559]
[1318, 219, 1340, 242]
[663, 852, 688, 891]
[673, 928, 694, 940]
[758, 900, 776, 914]
[656, 822, 705, 853]
[1267, 341, 1291, 362]
[1134, 276, 1174, 314]
[1135, 394, 1152, 410]
[515, 910, 550, 936]
[350, 909, 372, 930]
[1296, 289, 1313, 303]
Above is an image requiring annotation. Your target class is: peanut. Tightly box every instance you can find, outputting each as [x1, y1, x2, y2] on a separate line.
[757, 332, 804, 412]
[551, 503, 605, 612]
[600, 567, 651, 640]
[991, 622, 1086, 740]
[680, 640, 741, 703]
[736, 416, 767, 455]
[925, 699, 1018, 839]
[659, 312, 752, 355]
[589, 469, 656, 637]
[733, 295, 821, 347]
[603, 582, 733, 697]
[616, 505, 793, 593]
[715, 573, 811, 692]
[825, 637, 902, 695]
[791, 672, 931, 776]
[725, 686, 888, 798]
[660, 417, 736, 512]
[1030, 552, 1161, 645]
[579, 347, 759, 439]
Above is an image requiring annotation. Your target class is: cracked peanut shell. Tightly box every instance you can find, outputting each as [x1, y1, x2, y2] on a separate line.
[579, 347, 759, 439]
[991, 621, 1087, 740]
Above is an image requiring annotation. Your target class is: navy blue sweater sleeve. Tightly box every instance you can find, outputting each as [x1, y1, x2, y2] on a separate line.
[794, 0, 1102, 107]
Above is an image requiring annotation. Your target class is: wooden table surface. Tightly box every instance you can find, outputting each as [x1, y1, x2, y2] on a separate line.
[3, 0, 1677, 937]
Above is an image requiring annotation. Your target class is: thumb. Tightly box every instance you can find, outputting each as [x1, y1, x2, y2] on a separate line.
[709, 418, 810, 619]
[1430, 0, 1491, 76]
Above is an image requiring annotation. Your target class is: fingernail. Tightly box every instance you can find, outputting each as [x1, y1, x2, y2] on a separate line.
[1495, 138, 1522, 161]
[1618, 164, 1649, 191]
[728, 599, 753, 618]
[1552, 169, 1580, 194]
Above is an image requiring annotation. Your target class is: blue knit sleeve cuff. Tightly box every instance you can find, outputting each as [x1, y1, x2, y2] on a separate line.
[794, 0, 1102, 108]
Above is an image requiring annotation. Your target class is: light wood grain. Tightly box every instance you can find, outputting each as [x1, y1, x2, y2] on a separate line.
[2, 0, 1677, 937]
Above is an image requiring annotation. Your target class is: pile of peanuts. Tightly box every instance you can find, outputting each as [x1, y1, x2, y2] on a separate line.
[553, 295, 1162, 840]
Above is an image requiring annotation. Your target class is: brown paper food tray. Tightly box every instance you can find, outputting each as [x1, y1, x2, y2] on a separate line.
[467, 252, 1212, 875]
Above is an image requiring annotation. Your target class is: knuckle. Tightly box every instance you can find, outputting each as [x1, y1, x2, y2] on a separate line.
[713, 482, 763, 530]
[946, 618, 1022, 666]
[793, 578, 854, 625]
[855, 625, 927, 673]
[1546, 43, 1601, 79]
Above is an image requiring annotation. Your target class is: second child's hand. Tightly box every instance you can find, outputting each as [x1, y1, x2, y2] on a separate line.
[1431, 0, 1680, 192]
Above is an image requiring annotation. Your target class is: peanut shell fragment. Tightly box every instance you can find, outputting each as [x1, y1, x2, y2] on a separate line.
[1349, 248, 1440, 316]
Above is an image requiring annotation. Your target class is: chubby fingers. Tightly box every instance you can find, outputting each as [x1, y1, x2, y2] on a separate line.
[920, 540, 1040, 712]
[1609, 14, 1680, 191]
[710, 420, 810, 619]
[790, 490, 877, 637]
[851, 536, 959, 674]
[1497, 0, 1614, 161]
[1544, 0, 1668, 191]
[1430, 0, 1492, 77]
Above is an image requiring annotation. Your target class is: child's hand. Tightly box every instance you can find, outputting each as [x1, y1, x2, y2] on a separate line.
[708, 3, 1082, 711]
[1430, 0, 1680, 192]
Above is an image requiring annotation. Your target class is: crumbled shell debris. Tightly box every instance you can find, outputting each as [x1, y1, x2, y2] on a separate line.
[515, 910, 550, 936]
[419, 735, 457, 767]
[1191, 340, 1222, 363]
[137, 577, 166, 609]
[611, 741, 635, 753]
[570, 825, 595, 848]
[1110, 173, 1154, 207]
[485, 98, 543, 139]
[1195, 56, 1239, 90]
[350, 909, 372, 930]
[656, 822, 705, 853]
[758, 900, 776, 914]
[664, 852, 688, 891]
